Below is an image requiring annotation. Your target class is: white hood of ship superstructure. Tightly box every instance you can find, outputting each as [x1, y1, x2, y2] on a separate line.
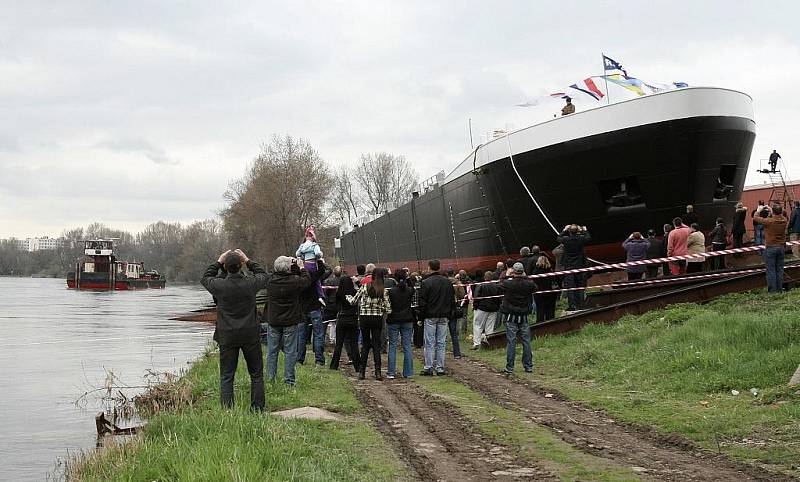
[444, 87, 754, 183]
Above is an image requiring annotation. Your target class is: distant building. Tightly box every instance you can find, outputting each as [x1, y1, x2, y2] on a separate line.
[4, 236, 64, 252]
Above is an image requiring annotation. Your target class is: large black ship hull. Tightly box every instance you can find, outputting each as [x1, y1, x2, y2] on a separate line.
[338, 94, 756, 274]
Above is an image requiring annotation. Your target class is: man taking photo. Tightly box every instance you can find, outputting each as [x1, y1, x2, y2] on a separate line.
[201, 249, 268, 411]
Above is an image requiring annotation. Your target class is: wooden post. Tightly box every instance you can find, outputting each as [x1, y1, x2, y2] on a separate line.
[790, 364, 800, 387]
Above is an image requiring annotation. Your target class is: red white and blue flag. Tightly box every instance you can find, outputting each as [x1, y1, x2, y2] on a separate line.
[569, 78, 605, 101]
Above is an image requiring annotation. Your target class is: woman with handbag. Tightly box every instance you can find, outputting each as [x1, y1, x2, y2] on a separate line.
[348, 267, 392, 380]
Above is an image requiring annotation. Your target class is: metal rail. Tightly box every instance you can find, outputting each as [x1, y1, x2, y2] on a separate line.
[485, 263, 800, 348]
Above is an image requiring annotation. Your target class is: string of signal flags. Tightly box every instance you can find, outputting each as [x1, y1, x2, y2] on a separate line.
[515, 53, 689, 108]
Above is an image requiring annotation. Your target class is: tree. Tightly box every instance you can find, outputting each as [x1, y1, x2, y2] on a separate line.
[179, 219, 228, 281]
[353, 152, 418, 214]
[136, 221, 184, 279]
[222, 135, 332, 265]
[329, 164, 363, 225]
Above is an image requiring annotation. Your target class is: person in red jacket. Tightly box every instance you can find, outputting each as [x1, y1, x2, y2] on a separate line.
[666, 217, 691, 275]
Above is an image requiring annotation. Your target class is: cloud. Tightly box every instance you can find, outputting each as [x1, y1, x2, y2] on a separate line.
[96, 138, 176, 165]
[1, 1, 799, 238]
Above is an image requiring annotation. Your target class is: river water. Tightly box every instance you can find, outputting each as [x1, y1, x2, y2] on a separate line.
[0, 277, 213, 481]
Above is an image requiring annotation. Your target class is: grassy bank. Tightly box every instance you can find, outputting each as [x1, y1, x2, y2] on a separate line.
[469, 290, 800, 475]
[71, 350, 407, 481]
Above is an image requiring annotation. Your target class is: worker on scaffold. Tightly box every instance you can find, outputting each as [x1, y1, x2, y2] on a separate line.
[769, 149, 781, 173]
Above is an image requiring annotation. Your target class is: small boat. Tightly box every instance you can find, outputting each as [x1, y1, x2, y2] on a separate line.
[66, 239, 166, 290]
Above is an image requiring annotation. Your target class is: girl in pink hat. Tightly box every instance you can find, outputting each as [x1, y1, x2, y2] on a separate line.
[297, 226, 325, 303]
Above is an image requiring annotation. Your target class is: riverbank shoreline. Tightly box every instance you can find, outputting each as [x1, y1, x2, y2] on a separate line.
[70, 290, 799, 480]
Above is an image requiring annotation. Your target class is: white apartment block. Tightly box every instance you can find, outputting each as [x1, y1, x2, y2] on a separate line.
[5, 236, 64, 252]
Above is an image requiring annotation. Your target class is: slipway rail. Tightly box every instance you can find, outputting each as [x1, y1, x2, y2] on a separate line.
[485, 262, 800, 348]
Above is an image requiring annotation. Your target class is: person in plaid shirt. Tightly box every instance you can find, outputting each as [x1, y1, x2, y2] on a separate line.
[348, 268, 392, 380]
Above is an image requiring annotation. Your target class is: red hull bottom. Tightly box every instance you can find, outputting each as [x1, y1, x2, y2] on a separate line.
[342, 242, 626, 277]
[66, 280, 165, 290]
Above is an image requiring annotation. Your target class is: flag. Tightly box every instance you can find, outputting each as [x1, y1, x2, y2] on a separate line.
[603, 54, 628, 77]
[569, 78, 605, 101]
[550, 92, 568, 98]
[605, 74, 645, 96]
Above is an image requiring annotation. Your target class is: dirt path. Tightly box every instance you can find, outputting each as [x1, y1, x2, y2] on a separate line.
[351, 372, 559, 481]
[447, 356, 794, 481]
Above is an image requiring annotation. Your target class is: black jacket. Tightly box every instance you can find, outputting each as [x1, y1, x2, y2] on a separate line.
[300, 259, 331, 313]
[266, 269, 312, 327]
[645, 237, 664, 259]
[733, 208, 748, 235]
[683, 212, 699, 227]
[335, 286, 359, 327]
[322, 273, 341, 319]
[418, 272, 455, 319]
[500, 276, 537, 315]
[709, 224, 728, 245]
[474, 282, 502, 312]
[387, 285, 415, 324]
[201, 260, 269, 346]
[556, 232, 591, 269]
[515, 255, 538, 276]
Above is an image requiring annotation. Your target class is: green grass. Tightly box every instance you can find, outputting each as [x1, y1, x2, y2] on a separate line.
[72, 350, 407, 481]
[469, 290, 800, 476]
[414, 376, 639, 481]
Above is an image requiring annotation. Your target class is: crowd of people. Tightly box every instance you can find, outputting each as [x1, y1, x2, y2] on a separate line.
[201, 201, 799, 409]
[623, 203, 796, 290]
[198, 223, 599, 408]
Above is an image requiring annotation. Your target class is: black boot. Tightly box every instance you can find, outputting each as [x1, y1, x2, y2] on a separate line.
[358, 368, 366, 380]
[374, 367, 383, 381]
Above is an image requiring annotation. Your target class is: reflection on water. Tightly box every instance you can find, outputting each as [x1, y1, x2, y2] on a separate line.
[0, 278, 213, 480]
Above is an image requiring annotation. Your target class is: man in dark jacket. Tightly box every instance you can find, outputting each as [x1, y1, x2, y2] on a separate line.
[418, 259, 455, 376]
[297, 258, 331, 367]
[644, 229, 663, 278]
[556, 225, 591, 311]
[265, 256, 311, 386]
[788, 201, 800, 259]
[492, 261, 506, 280]
[472, 271, 501, 349]
[499, 263, 536, 374]
[683, 205, 699, 228]
[200, 249, 268, 410]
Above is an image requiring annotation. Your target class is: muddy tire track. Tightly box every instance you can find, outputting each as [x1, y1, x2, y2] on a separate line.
[351, 373, 559, 481]
[448, 356, 794, 481]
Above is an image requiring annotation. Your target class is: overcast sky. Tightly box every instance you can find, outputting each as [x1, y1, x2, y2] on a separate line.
[1, 1, 798, 238]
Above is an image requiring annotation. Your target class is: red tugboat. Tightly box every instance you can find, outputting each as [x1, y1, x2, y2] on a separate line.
[66, 240, 166, 290]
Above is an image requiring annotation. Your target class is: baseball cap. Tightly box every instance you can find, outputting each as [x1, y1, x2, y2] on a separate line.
[513, 262, 525, 274]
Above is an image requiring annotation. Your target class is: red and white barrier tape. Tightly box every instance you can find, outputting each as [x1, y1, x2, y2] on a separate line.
[464, 241, 799, 288]
[465, 268, 765, 301]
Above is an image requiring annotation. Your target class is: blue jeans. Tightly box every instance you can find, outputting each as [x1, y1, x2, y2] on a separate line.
[764, 245, 785, 293]
[447, 318, 462, 357]
[754, 225, 765, 246]
[308, 309, 325, 365]
[505, 314, 533, 372]
[296, 319, 308, 364]
[266, 324, 298, 385]
[563, 273, 585, 310]
[423, 318, 448, 372]
[387, 322, 414, 377]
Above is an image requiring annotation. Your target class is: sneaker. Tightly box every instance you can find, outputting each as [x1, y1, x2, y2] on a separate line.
[454, 355, 462, 360]
[420, 369, 433, 376]
[435, 370, 446, 376]
[387, 374, 396, 380]
[470, 345, 479, 350]
[502, 368, 513, 375]
[524, 368, 533, 373]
